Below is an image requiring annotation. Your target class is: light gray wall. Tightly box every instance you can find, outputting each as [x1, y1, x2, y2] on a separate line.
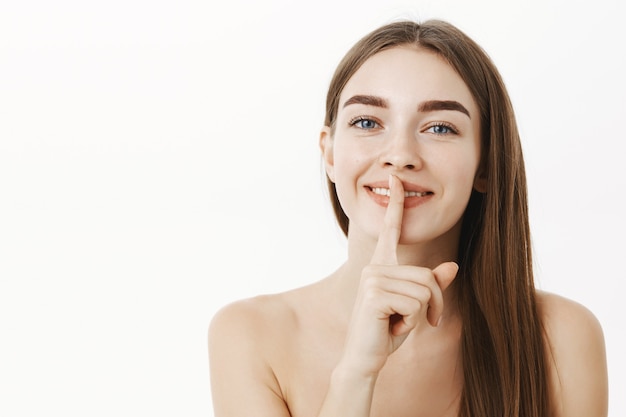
[1, 0, 623, 415]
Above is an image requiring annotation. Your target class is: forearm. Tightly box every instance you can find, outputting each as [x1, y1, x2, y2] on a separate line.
[317, 364, 378, 417]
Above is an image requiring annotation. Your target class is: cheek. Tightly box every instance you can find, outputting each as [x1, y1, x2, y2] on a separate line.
[332, 141, 371, 183]
[331, 145, 373, 219]
[438, 151, 481, 195]
[332, 159, 361, 203]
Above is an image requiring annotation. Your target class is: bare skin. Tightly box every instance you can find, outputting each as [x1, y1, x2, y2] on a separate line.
[209, 180, 607, 417]
[209, 47, 608, 416]
[209, 284, 607, 417]
[210, 176, 465, 417]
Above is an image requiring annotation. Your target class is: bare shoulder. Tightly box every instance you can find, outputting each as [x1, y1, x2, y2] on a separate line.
[536, 290, 604, 342]
[210, 292, 297, 343]
[209, 290, 301, 374]
[536, 290, 608, 417]
[209, 286, 316, 416]
[208, 292, 299, 417]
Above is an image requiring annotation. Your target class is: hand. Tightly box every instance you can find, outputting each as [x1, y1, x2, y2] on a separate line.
[340, 175, 459, 377]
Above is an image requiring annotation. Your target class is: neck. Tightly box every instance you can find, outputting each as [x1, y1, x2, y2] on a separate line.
[347, 219, 461, 270]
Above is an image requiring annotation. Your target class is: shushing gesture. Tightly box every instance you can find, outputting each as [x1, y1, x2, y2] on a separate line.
[341, 175, 459, 377]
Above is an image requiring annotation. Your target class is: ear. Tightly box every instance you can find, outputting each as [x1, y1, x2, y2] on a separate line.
[473, 169, 487, 193]
[319, 126, 335, 183]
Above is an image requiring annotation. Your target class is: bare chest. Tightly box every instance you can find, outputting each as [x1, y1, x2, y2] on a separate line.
[273, 322, 462, 417]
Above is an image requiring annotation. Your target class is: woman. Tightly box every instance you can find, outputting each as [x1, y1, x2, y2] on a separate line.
[209, 19, 608, 416]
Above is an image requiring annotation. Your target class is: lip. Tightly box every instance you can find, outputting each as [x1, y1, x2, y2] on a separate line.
[364, 180, 434, 209]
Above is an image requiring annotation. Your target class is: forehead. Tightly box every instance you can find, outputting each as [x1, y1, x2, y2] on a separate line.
[339, 46, 478, 116]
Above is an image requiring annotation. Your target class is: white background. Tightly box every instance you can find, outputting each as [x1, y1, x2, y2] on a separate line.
[1, 0, 624, 415]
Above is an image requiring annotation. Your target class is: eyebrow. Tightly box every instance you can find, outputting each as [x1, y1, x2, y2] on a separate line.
[342, 95, 389, 109]
[418, 100, 471, 118]
[342, 95, 471, 119]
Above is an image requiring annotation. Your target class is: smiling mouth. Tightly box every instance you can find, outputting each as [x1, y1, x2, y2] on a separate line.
[369, 187, 433, 198]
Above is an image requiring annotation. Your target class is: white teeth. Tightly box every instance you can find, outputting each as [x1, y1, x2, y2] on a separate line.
[405, 190, 428, 197]
[371, 187, 428, 197]
[372, 187, 391, 196]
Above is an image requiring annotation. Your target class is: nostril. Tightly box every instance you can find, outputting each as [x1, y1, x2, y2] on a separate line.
[383, 162, 416, 169]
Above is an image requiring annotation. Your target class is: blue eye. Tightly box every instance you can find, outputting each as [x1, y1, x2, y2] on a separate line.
[349, 116, 381, 130]
[426, 123, 457, 135]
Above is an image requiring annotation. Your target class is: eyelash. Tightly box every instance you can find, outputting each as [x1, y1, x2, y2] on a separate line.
[425, 122, 458, 135]
[348, 116, 382, 130]
[348, 117, 459, 136]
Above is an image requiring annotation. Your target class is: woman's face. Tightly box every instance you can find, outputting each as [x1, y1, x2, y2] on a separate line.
[321, 46, 483, 248]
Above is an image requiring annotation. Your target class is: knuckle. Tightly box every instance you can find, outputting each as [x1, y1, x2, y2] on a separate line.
[420, 286, 432, 301]
[362, 287, 383, 304]
[401, 315, 417, 328]
[362, 265, 379, 276]
[360, 274, 383, 291]
[361, 271, 382, 287]
[427, 271, 440, 288]
[401, 298, 423, 315]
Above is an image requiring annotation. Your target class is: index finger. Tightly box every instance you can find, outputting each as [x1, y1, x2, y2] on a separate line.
[371, 174, 405, 265]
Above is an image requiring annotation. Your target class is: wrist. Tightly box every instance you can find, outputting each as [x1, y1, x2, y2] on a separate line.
[331, 360, 380, 388]
[319, 363, 377, 415]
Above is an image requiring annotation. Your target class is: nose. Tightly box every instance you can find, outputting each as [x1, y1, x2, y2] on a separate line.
[379, 130, 422, 170]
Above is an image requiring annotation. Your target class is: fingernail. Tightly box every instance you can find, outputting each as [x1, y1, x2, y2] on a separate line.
[388, 174, 393, 189]
[436, 316, 443, 327]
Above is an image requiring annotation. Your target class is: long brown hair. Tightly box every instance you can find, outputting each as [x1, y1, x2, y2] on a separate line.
[323, 20, 549, 417]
